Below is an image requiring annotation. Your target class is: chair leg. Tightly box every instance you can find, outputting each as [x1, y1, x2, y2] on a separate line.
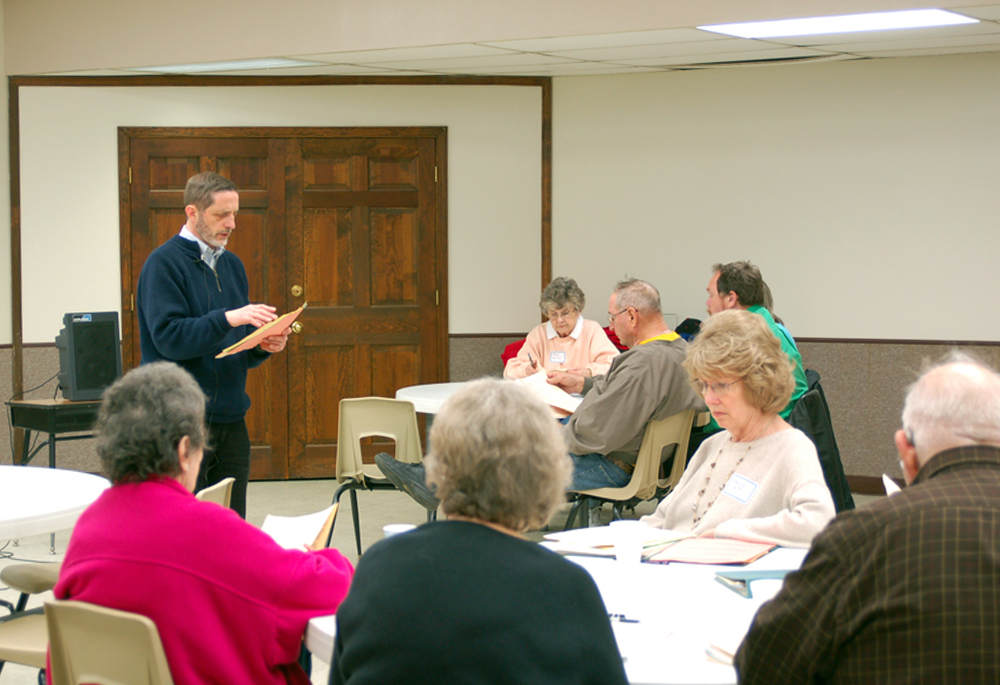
[611, 503, 625, 521]
[564, 497, 586, 530]
[349, 489, 363, 556]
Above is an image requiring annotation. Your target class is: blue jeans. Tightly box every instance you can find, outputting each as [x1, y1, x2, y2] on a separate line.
[570, 452, 632, 492]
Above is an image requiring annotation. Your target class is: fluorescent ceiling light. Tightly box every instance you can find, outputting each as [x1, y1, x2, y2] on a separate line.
[133, 58, 324, 74]
[699, 9, 977, 39]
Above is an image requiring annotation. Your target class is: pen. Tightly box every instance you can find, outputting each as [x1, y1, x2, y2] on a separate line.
[608, 613, 640, 624]
[528, 353, 537, 370]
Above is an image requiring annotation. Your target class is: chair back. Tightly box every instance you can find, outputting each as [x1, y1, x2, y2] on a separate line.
[787, 370, 855, 512]
[195, 477, 234, 508]
[336, 397, 423, 483]
[46, 599, 174, 685]
[577, 409, 698, 502]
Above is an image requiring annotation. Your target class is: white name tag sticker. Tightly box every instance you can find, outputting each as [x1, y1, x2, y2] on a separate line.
[550, 350, 567, 364]
[722, 474, 758, 504]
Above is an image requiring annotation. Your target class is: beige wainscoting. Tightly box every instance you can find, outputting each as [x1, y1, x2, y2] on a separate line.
[7, 339, 999, 485]
[451, 335, 1000, 491]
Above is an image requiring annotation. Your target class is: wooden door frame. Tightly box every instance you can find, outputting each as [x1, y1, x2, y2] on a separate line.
[116, 125, 449, 384]
[7, 74, 551, 415]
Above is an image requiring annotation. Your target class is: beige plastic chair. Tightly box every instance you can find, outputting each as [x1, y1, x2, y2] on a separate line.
[0, 563, 61, 682]
[46, 599, 174, 685]
[564, 409, 703, 529]
[331, 397, 424, 554]
[0, 611, 47, 681]
[195, 477, 235, 508]
[0, 563, 61, 613]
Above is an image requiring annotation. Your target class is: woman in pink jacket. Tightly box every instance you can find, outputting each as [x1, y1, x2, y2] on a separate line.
[54, 362, 354, 685]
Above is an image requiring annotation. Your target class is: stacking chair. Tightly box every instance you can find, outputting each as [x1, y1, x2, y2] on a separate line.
[195, 477, 235, 508]
[564, 409, 701, 529]
[329, 397, 424, 555]
[46, 599, 174, 685]
[0, 563, 60, 684]
[0, 563, 60, 615]
[0, 609, 47, 684]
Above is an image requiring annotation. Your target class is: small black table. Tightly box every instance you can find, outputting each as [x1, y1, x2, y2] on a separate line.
[8, 399, 101, 468]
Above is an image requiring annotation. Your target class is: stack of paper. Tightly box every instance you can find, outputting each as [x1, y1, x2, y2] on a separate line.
[514, 371, 584, 416]
[261, 503, 338, 551]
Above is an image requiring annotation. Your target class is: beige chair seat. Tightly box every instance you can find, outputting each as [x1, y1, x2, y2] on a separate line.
[0, 611, 48, 669]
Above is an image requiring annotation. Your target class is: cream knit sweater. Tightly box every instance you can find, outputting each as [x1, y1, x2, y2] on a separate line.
[641, 428, 835, 548]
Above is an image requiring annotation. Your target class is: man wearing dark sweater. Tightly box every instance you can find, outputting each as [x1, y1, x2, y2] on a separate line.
[136, 172, 289, 517]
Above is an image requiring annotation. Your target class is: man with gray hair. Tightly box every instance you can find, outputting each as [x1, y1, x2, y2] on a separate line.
[548, 278, 705, 524]
[736, 352, 1000, 683]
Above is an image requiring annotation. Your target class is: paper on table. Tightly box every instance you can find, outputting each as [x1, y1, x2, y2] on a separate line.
[883, 473, 902, 496]
[261, 503, 338, 550]
[542, 526, 691, 559]
[216, 303, 307, 359]
[514, 371, 583, 416]
[647, 537, 775, 565]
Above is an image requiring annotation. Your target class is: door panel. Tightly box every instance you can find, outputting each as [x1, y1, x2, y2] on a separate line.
[287, 136, 441, 478]
[123, 128, 446, 480]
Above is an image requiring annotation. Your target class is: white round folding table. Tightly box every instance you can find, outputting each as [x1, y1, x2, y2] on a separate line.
[0, 465, 109, 542]
[394, 382, 469, 414]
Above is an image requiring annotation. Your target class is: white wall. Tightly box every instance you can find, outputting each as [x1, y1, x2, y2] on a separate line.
[16, 84, 542, 342]
[553, 51, 1000, 341]
[14, 50, 1000, 345]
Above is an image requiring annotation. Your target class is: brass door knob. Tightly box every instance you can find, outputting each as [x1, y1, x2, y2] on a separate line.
[291, 285, 304, 297]
[291, 322, 303, 334]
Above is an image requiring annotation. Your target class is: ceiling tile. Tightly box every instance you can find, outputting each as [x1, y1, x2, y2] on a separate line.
[616, 46, 839, 67]
[295, 44, 515, 64]
[952, 5, 1000, 20]
[478, 28, 727, 52]
[363, 52, 579, 70]
[818, 30, 1000, 53]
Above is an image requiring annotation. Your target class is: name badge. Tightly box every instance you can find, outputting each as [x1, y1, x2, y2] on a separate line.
[722, 474, 758, 504]
[550, 350, 567, 364]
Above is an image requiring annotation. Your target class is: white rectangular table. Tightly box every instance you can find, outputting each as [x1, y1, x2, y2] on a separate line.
[307, 545, 807, 684]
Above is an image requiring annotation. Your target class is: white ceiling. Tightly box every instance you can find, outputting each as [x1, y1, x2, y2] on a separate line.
[89, 4, 1000, 77]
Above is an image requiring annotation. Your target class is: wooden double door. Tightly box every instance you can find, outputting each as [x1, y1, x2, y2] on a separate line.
[120, 128, 447, 479]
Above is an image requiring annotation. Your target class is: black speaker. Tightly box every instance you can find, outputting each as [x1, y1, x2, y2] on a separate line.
[55, 312, 123, 401]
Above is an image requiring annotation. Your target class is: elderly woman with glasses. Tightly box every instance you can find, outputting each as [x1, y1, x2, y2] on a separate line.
[642, 310, 835, 547]
[503, 276, 619, 380]
[54, 362, 354, 685]
[331, 379, 628, 685]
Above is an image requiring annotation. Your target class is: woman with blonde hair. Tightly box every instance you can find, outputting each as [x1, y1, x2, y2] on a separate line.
[642, 309, 835, 547]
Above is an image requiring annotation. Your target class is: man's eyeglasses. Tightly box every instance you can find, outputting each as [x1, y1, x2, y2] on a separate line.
[607, 308, 628, 325]
[695, 379, 742, 396]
